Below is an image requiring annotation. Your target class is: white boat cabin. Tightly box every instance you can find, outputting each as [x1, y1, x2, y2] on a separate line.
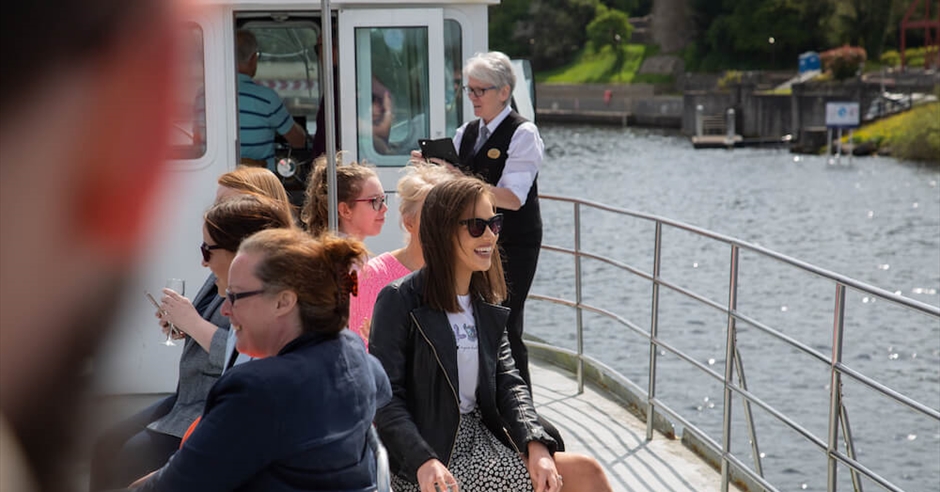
[97, 0, 535, 395]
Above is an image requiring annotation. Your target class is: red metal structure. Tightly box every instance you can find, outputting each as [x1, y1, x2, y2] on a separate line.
[900, 0, 940, 69]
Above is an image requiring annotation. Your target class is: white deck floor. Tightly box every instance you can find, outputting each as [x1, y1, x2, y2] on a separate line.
[530, 358, 741, 492]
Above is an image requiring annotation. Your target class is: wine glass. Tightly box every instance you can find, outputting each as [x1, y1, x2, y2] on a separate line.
[163, 278, 186, 346]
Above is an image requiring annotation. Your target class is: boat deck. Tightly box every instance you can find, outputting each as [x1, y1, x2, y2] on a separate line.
[72, 359, 738, 492]
[530, 358, 740, 492]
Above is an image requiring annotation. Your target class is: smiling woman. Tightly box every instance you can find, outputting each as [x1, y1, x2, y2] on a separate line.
[135, 229, 391, 492]
[370, 177, 612, 492]
[89, 191, 294, 492]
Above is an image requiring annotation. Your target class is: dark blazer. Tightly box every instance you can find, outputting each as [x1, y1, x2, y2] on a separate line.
[139, 329, 392, 492]
[147, 274, 229, 438]
[369, 269, 556, 482]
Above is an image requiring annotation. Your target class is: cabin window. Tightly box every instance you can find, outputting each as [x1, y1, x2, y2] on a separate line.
[170, 23, 206, 160]
[444, 20, 462, 137]
[355, 27, 430, 166]
[246, 23, 321, 136]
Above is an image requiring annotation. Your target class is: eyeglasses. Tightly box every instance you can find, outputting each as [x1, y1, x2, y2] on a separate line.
[225, 288, 266, 306]
[463, 85, 498, 98]
[351, 194, 387, 211]
[459, 213, 504, 238]
[200, 242, 225, 262]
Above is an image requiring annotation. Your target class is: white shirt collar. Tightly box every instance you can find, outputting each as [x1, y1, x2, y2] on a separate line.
[481, 105, 512, 134]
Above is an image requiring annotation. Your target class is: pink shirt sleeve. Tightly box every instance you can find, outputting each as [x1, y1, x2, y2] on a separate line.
[348, 253, 412, 348]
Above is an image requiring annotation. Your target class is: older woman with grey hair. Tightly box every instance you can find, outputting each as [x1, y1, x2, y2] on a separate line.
[451, 51, 545, 391]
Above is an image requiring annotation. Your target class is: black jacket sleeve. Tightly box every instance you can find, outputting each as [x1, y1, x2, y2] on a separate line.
[369, 283, 438, 481]
[493, 329, 557, 456]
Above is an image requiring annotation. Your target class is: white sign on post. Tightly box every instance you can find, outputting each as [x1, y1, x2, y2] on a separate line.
[825, 102, 860, 128]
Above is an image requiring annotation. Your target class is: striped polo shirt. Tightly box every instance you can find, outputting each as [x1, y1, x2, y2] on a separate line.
[238, 73, 295, 168]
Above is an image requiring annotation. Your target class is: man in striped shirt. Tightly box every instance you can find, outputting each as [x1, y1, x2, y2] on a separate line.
[236, 29, 307, 170]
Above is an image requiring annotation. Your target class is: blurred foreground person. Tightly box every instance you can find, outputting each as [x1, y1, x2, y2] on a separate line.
[0, 0, 180, 490]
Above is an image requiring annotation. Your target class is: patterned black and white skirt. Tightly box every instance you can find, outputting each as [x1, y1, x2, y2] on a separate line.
[391, 409, 533, 492]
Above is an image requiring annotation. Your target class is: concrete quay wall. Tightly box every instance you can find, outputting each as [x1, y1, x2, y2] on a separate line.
[535, 83, 682, 127]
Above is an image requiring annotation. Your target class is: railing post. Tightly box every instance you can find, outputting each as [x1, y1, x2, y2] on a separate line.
[840, 404, 864, 492]
[695, 104, 704, 136]
[721, 244, 740, 492]
[733, 347, 764, 477]
[828, 284, 847, 492]
[574, 202, 584, 394]
[726, 107, 736, 147]
[646, 221, 663, 441]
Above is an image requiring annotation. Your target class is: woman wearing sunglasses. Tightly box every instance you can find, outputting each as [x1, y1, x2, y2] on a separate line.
[90, 172, 294, 491]
[135, 229, 391, 491]
[302, 155, 387, 241]
[370, 177, 611, 492]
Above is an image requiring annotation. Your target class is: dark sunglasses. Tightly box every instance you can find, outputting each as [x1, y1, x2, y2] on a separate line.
[459, 213, 504, 238]
[200, 241, 225, 262]
[224, 288, 266, 306]
[351, 194, 387, 211]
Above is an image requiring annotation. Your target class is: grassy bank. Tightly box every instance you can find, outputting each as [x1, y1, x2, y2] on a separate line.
[536, 44, 669, 84]
[843, 102, 940, 163]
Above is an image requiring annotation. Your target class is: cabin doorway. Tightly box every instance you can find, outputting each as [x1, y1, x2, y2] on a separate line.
[234, 13, 333, 206]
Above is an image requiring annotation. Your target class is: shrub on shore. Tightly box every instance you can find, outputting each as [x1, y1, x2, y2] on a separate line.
[820, 45, 867, 80]
[846, 102, 940, 163]
[880, 46, 940, 69]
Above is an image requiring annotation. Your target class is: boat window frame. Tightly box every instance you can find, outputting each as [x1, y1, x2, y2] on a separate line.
[337, 8, 446, 168]
[168, 21, 209, 161]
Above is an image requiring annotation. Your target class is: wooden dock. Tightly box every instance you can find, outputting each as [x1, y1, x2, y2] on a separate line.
[691, 134, 744, 149]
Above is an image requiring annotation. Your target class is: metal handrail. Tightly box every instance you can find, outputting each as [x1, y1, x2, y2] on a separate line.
[529, 194, 940, 492]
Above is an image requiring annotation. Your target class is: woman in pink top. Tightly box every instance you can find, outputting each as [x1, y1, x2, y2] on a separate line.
[348, 162, 454, 343]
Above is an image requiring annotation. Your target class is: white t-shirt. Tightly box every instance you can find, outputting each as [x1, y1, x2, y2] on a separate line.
[447, 295, 480, 414]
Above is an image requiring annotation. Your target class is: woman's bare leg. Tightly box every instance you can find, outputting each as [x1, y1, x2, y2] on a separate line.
[553, 452, 613, 492]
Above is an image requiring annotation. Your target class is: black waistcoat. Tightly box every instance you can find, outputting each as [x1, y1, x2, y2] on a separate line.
[457, 111, 542, 246]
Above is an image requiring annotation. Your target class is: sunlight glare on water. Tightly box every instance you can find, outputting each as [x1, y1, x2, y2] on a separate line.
[529, 124, 940, 492]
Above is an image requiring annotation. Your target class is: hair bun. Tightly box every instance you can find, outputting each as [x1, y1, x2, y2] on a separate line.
[347, 269, 359, 297]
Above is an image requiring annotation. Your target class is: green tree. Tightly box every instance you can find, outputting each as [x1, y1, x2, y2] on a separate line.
[587, 5, 634, 56]
[489, 0, 532, 57]
[514, 0, 600, 70]
[600, 0, 637, 17]
[834, 0, 895, 59]
[687, 0, 835, 71]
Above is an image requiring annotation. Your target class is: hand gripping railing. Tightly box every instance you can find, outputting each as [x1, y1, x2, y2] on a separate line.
[528, 194, 940, 492]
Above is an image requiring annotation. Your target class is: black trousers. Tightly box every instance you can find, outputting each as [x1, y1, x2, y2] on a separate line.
[89, 395, 181, 491]
[500, 242, 540, 389]
[500, 241, 565, 450]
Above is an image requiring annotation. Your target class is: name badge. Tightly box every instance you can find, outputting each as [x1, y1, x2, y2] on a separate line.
[487, 148, 501, 159]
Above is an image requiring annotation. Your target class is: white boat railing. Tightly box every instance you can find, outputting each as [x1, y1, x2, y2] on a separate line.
[528, 194, 940, 492]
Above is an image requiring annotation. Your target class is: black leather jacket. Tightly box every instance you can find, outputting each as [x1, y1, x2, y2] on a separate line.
[370, 269, 556, 483]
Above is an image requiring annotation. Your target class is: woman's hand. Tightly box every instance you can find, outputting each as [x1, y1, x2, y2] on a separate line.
[416, 458, 459, 492]
[526, 441, 563, 492]
[154, 306, 185, 340]
[160, 288, 201, 336]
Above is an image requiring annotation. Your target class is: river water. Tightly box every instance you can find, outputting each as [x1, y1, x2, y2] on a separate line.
[525, 124, 940, 492]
